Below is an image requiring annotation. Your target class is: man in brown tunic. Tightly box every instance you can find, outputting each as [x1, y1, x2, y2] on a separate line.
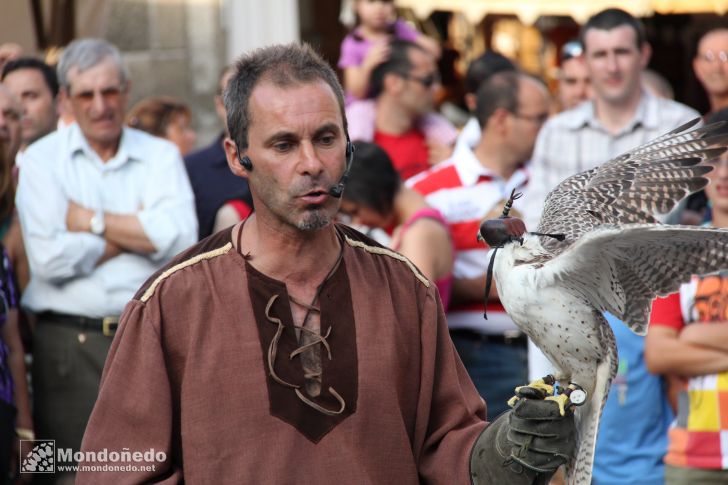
[77, 43, 574, 484]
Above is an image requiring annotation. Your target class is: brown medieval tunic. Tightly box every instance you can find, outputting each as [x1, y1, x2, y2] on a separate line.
[77, 224, 487, 484]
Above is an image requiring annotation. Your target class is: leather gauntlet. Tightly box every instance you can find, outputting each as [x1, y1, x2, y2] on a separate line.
[470, 392, 576, 484]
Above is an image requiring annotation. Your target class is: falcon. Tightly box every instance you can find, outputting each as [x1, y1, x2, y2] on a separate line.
[477, 118, 728, 485]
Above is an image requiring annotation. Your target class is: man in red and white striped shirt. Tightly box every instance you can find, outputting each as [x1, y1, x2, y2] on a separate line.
[408, 70, 549, 417]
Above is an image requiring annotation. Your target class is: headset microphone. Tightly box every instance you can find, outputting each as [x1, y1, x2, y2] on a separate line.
[328, 175, 348, 198]
[328, 139, 354, 199]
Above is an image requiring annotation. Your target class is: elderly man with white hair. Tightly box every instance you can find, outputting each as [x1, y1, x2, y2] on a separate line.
[15, 38, 197, 482]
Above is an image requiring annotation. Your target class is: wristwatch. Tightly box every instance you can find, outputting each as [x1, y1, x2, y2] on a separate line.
[89, 211, 105, 236]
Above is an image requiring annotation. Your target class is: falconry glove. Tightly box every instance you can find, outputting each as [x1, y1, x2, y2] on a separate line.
[470, 390, 576, 484]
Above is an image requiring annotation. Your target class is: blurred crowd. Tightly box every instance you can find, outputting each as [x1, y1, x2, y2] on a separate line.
[0, 1, 726, 484]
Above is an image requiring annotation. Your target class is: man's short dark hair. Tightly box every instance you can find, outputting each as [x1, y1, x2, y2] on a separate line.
[1, 57, 59, 97]
[580, 8, 646, 50]
[475, 71, 520, 129]
[369, 39, 427, 99]
[224, 43, 346, 151]
[475, 72, 546, 128]
[464, 51, 516, 95]
[343, 141, 401, 215]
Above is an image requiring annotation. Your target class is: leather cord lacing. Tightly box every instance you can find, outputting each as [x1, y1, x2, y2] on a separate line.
[237, 222, 346, 416]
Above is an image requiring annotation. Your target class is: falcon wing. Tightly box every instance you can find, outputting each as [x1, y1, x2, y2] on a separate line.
[537, 224, 728, 335]
[535, 119, 727, 254]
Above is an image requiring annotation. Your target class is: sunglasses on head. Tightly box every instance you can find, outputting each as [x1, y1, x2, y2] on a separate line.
[561, 41, 583, 62]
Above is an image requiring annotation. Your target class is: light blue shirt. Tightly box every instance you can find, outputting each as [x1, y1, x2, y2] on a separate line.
[593, 313, 672, 485]
[16, 124, 198, 317]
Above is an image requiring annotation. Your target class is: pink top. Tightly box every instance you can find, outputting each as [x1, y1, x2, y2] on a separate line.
[337, 19, 420, 103]
[338, 19, 419, 69]
[393, 208, 454, 310]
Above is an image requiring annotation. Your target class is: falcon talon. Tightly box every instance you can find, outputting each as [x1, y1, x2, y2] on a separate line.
[545, 394, 570, 416]
[541, 374, 556, 386]
[515, 377, 555, 398]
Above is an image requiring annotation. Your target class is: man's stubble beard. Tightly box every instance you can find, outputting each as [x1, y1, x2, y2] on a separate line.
[296, 209, 332, 231]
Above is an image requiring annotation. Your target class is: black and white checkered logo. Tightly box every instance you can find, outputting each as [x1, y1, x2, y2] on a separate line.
[19, 440, 55, 473]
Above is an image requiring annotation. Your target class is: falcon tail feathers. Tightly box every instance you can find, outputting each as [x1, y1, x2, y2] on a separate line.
[566, 347, 617, 485]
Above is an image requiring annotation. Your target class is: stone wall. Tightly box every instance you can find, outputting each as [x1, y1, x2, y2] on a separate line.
[106, 0, 227, 148]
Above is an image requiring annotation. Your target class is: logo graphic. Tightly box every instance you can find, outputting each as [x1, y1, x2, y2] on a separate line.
[18, 441, 165, 474]
[20, 440, 55, 473]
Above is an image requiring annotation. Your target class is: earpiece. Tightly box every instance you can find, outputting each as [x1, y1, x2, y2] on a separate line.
[236, 145, 253, 171]
[239, 155, 253, 171]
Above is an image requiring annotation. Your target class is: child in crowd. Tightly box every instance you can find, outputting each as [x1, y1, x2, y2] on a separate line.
[339, 141, 454, 309]
[338, 0, 439, 102]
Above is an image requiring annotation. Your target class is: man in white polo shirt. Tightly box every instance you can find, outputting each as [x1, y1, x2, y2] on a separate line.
[408, 70, 549, 417]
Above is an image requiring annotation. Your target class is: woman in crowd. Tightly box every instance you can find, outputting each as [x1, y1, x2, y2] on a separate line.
[0, 139, 32, 480]
[340, 141, 454, 308]
[126, 96, 197, 156]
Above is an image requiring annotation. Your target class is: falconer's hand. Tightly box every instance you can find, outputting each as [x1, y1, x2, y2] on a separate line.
[470, 386, 576, 484]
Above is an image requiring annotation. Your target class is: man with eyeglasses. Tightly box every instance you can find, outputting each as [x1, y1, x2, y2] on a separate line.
[694, 29, 728, 115]
[408, 70, 550, 418]
[522, 9, 698, 485]
[346, 39, 457, 180]
[15, 38, 197, 481]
